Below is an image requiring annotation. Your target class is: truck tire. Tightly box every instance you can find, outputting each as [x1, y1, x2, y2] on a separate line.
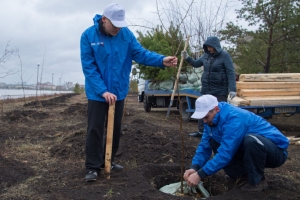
[144, 97, 151, 112]
[180, 97, 191, 122]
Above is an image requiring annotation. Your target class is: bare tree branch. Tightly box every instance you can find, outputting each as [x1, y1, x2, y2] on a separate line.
[0, 40, 19, 78]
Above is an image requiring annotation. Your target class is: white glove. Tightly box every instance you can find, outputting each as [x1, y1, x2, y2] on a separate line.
[181, 50, 189, 59]
[229, 91, 236, 99]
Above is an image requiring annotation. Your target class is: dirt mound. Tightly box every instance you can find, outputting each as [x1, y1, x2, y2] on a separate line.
[23, 93, 77, 107]
[61, 103, 87, 116]
[0, 155, 35, 192]
[50, 130, 86, 159]
[2, 110, 49, 122]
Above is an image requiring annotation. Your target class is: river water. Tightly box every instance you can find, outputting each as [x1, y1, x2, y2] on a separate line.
[0, 89, 72, 99]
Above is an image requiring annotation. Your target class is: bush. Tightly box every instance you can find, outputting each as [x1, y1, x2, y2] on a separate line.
[73, 83, 84, 94]
[129, 80, 138, 93]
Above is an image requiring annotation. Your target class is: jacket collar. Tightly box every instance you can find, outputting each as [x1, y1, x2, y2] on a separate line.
[211, 103, 222, 125]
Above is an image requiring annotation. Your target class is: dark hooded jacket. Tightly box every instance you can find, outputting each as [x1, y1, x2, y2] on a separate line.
[186, 36, 236, 96]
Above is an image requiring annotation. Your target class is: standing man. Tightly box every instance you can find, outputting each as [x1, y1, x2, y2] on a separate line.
[181, 36, 236, 138]
[80, 3, 178, 182]
[183, 95, 289, 192]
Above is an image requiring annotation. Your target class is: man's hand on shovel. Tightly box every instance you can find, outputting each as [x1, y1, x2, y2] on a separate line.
[103, 92, 117, 105]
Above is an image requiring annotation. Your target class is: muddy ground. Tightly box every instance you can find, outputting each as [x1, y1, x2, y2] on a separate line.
[0, 93, 300, 200]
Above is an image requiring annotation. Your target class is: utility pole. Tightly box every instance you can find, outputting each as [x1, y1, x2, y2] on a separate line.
[59, 78, 61, 93]
[52, 72, 54, 93]
[36, 63, 40, 99]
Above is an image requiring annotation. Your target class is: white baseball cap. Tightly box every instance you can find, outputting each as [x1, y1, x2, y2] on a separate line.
[103, 3, 128, 27]
[191, 95, 218, 119]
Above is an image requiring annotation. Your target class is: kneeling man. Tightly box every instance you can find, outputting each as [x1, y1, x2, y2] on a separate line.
[183, 95, 289, 192]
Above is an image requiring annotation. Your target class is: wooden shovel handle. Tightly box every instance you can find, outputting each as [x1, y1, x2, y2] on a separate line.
[104, 103, 115, 179]
[170, 35, 190, 101]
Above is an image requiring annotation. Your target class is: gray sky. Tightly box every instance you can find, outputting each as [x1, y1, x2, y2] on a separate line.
[0, 0, 241, 85]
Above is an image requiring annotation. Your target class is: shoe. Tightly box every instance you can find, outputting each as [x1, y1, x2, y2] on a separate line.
[189, 131, 203, 138]
[241, 179, 268, 192]
[85, 171, 98, 182]
[225, 174, 248, 189]
[111, 163, 123, 171]
[101, 163, 124, 171]
[225, 175, 236, 190]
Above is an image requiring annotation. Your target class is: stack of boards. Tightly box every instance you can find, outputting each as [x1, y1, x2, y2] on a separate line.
[228, 73, 300, 106]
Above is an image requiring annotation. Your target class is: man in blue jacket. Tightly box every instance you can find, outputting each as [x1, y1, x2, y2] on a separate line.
[182, 36, 236, 138]
[80, 3, 178, 182]
[183, 95, 289, 192]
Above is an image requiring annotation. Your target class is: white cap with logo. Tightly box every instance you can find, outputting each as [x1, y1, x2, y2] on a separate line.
[191, 95, 218, 119]
[103, 3, 128, 28]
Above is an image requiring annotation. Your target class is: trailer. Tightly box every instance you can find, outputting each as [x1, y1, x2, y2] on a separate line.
[142, 80, 300, 122]
[143, 81, 200, 122]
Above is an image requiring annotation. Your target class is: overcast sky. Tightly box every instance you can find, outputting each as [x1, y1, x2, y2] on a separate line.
[0, 0, 242, 85]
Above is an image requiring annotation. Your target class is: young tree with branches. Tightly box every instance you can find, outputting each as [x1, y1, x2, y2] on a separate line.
[0, 41, 19, 78]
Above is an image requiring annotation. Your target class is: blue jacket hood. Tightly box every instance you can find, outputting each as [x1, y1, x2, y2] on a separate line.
[203, 36, 222, 54]
[93, 14, 101, 30]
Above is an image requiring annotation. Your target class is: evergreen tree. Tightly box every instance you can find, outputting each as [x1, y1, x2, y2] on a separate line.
[73, 83, 81, 94]
[220, 0, 300, 73]
[136, 24, 187, 82]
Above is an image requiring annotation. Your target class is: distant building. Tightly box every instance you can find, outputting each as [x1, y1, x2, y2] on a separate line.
[39, 82, 56, 90]
[0, 82, 6, 88]
[56, 85, 67, 91]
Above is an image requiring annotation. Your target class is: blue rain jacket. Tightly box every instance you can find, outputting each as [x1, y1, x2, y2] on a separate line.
[186, 36, 236, 96]
[192, 102, 289, 177]
[80, 15, 165, 101]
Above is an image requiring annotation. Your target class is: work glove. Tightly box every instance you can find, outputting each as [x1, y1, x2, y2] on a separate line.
[181, 50, 189, 59]
[229, 91, 236, 99]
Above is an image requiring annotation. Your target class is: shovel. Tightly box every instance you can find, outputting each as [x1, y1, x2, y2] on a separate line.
[104, 103, 115, 179]
[166, 35, 190, 118]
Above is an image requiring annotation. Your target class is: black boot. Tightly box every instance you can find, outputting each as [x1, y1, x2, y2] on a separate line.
[101, 163, 124, 171]
[189, 131, 203, 138]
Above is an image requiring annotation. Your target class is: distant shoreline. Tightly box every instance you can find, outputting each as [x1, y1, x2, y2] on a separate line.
[0, 89, 72, 100]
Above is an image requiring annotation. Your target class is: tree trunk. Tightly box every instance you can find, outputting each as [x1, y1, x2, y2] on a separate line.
[264, 26, 273, 73]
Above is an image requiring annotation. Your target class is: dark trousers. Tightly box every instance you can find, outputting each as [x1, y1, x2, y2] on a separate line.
[197, 95, 227, 132]
[210, 134, 287, 185]
[85, 99, 124, 173]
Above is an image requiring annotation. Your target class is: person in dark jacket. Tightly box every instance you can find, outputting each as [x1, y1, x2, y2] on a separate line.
[183, 95, 289, 192]
[80, 3, 178, 182]
[181, 36, 236, 138]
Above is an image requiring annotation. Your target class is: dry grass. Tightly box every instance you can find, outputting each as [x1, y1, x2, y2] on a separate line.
[125, 155, 138, 169]
[0, 93, 87, 199]
[1, 183, 36, 199]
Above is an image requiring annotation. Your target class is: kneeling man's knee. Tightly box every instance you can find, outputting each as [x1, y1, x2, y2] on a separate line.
[244, 134, 265, 151]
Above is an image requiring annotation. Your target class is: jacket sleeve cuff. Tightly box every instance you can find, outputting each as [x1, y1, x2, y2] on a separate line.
[190, 164, 200, 171]
[160, 56, 166, 68]
[197, 168, 207, 179]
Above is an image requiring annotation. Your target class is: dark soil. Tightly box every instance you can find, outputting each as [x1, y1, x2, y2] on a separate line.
[1, 93, 300, 200]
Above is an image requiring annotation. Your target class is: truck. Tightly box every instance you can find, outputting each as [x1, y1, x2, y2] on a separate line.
[140, 79, 300, 122]
[142, 80, 201, 122]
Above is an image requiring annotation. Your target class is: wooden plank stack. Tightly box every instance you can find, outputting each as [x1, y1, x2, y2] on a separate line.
[228, 73, 300, 106]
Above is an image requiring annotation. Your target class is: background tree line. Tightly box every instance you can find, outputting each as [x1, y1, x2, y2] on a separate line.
[135, 0, 300, 82]
[2, 0, 299, 83]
